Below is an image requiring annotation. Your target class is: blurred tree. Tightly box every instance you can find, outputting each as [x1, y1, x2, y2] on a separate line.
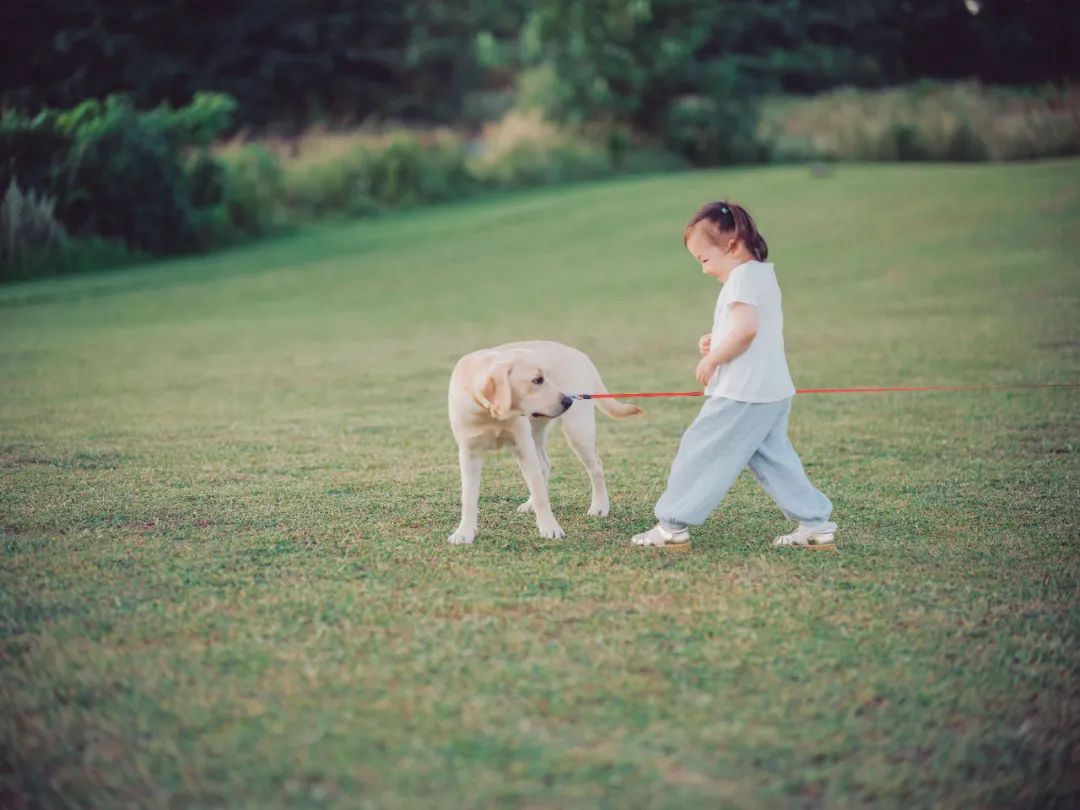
[523, 0, 1080, 121]
[519, 0, 1078, 161]
[0, 0, 518, 128]
[0, 0, 1075, 132]
[893, 0, 1079, 85]
[520, 0, 909, 160]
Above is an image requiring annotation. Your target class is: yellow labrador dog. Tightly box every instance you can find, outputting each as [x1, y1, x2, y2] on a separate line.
[447, 341, 641, 544]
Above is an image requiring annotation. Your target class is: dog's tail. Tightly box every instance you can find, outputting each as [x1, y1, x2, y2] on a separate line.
[591, 373, 643, 419]
[596, 397, 643, 418]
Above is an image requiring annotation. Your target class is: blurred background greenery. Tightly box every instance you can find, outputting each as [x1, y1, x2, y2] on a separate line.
[1, 0, 1078, 281]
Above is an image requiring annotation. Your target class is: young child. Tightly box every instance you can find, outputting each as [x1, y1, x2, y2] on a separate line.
[631, 201, 837, 551]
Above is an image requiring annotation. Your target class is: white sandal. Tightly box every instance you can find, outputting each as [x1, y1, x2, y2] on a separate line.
[773, 522, 838, 550]
[631, 523, 692, 551]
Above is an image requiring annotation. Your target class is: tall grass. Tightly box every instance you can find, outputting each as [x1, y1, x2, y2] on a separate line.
[213, 82, 1080, 243]
[212, 113, 677, 235]
[760, 81, 1080, 162]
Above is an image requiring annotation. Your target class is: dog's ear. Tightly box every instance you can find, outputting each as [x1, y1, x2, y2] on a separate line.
[474, 361, 513, 418]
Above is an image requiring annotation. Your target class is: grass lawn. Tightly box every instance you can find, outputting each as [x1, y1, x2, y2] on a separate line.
[2, 160, 1079, 808]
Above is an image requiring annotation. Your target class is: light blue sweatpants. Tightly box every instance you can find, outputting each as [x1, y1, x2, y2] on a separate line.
[654, 396, 832, 529]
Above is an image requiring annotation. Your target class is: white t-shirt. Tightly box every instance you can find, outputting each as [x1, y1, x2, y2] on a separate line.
[705, 260, 796, 403]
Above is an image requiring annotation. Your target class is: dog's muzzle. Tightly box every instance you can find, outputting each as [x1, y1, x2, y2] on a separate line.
[532, 396, 573, 419]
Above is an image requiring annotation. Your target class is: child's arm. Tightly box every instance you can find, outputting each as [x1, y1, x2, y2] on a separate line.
[695, 303, 758, 385]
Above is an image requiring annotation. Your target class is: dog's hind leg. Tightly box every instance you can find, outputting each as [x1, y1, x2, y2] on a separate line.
[560, 403, 610, 517]
[517, 418, 553, 513]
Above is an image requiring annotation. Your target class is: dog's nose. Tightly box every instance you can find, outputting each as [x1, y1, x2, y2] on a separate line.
[561, 396, 573, 410]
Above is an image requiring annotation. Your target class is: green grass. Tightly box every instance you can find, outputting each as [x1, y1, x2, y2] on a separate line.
[2, 160, 1079, 808]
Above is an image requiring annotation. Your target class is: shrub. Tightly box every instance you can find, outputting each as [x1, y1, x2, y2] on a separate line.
[467, 111, 614, 188]
[0, 178, 138, 283]
[410, 134, 476, 203]
[515, 64, 581, 124]
[360, 133, 474, 207]
[758, 81, 1076, 163]
[943, 121, 989, 162]
[0, 112, 73, 203]
[0, 178, 67, 268]
[281, 147, 378, 219]
[1, 237, 137, 284]
[51, 94, 236, 253]
[366, 134, 427, 207]
[217, 145, 285, 237]
[664, 95, 765, 165]
[615, 146, 688, 174]
[1, 93, 238, 264]
[460, 90, 516, 128]
[273, 129, 476, 218]
[890, 123, 931, 162]
[230, 112, 674, 229]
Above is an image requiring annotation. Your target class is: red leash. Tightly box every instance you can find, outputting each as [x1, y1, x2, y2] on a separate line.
[574, 382, 1080, 400]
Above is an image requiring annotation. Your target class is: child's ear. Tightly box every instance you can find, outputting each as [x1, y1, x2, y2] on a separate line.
[473, 362, 513, 418]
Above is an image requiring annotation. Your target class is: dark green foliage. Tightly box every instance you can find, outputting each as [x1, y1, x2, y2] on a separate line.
[0, 235, 138, 284]
[0, 90, 668, 282]
[663, 96, 764, 165]
[280, 152, 379, 220]
[56, 97, 216, 252]
[891, 123, 931, 162]
[472, 142, 611, 188]
[520, 0, 1080, 163]
[0, 114, 73, 203]
[0, 174, 140, 282]
[521, 0, 905, 161]
[2, 0, 1075, 140]
[943, 122, 990, 163]
[365, 135, 474, 207]
[0, 93, 236, 257]
[218, 146, 285, 238]
[0, 0, 529, 129]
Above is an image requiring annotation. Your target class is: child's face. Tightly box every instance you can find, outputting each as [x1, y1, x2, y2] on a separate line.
[686, 224, 741, 282]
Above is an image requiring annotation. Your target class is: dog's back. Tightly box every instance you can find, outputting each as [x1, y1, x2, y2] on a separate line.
[487, 340, 642, 418]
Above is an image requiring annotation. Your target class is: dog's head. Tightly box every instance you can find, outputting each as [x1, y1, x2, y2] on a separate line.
[471, 360, 573, 420]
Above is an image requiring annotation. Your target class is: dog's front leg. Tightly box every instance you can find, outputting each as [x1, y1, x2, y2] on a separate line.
[449, 446, 483, 544]
[511, 423, 565, 539]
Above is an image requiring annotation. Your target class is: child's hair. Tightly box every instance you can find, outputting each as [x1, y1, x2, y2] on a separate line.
[684, 201, 768, 261]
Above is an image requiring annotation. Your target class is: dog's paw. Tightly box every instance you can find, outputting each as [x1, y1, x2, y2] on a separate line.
[517, 498, 534, 513]
[587, 501, 610, 517]
[537, 521, 566, 540]
[448, 527, 476, 545]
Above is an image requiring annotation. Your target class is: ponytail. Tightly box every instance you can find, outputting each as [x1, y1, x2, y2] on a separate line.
[684, 200, 768, 261]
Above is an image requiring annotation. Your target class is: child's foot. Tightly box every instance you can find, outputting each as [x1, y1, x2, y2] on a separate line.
[631, 523, 691, 551]
[773, 522, 837, 550]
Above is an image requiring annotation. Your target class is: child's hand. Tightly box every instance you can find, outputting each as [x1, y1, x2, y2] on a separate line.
[695, 356, 717, 387]
[698, 333, 712, 356]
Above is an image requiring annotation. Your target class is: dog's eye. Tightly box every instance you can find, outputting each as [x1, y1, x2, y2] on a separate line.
[533, 376, 544, 385]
